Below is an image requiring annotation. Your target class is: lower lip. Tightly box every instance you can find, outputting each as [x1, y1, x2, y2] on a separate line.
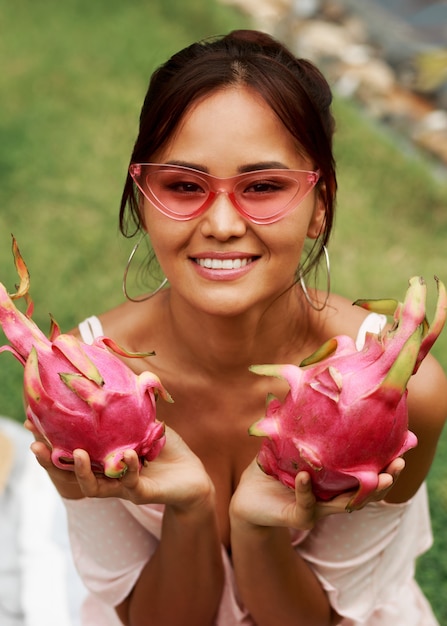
[192, 260, 256, 281]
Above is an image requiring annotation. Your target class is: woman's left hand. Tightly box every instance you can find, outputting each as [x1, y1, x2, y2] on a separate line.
[66, 425, 215, 510]
[231, 457, 405, 530]
[231, 459, 319, 530]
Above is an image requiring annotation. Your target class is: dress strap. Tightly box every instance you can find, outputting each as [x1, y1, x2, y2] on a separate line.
[78, 316, 105, 344]
[355, 313, 387, 350]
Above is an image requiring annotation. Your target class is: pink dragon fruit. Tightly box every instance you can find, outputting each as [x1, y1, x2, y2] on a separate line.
[249, 276, 446, 508]
[0, 236, 171, 478]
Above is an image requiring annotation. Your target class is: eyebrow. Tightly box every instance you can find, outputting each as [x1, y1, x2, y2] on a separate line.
[238, 162, 290, 173]
[165, 160, 290, 173]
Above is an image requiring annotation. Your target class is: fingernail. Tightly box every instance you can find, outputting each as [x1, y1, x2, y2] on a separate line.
[73, 450, 82, 467]
[299, 472, 310, 487]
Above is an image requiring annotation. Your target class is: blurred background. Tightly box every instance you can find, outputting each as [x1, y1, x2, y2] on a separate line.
[1, 0, 446, 620]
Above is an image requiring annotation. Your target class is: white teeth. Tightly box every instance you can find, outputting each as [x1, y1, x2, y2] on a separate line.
[196, 257, 251, 270]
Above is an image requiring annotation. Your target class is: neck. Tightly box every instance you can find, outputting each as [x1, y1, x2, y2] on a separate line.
[164, 287, 313, 374]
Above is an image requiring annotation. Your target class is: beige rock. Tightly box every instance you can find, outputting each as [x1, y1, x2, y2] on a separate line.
[293, 20, 354, 59]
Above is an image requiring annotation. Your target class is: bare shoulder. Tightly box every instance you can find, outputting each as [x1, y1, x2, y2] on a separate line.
[69, 299, 133, 341]
[386, 353, 447, 502]
[71, 297, 163, 353]
[407, 353, 447, 435]
[321, 291, 372, 339]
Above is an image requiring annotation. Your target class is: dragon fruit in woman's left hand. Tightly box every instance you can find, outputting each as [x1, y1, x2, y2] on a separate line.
[0, 237, 171, 478]
[249, 276, 446, 509]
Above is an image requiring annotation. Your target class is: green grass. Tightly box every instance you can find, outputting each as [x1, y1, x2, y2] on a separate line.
[0, 0, 248, 407]
[1, 0, 446, 621]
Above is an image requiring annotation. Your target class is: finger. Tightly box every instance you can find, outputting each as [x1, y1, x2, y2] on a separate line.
[73, 449, 140, 499]
[294, 472, 316, 508]
[30, 440, 54, 470]
[377, 473, 393, 493]
[116, 450, 141, 489]
[376, 458, 405, 495]
[346, 464, 402, 512]
[295, 471, 311, 492]
[73, 449, 103, 496]
[25, 419, 47, 444]
[24, 418, 36, 433]
[293, 472, 318, 529]
[30, 441, 81, 490]
[386, 457, 405, 481]
[319, 493, 354, 517]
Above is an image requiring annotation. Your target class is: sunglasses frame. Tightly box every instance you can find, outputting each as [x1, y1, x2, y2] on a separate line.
[129, 163, 321, 224]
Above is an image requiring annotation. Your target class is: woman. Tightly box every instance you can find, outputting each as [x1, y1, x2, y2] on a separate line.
[29, 30, 447, 625]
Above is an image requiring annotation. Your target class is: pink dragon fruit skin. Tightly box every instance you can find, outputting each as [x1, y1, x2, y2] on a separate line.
[0, 237, 172, 478]
[250, 276, 446, 509]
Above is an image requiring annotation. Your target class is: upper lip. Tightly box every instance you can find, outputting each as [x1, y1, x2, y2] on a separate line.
[191, 252, 257, 260]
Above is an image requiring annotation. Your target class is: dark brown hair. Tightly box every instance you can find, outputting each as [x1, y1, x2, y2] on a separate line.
[119, 29, 337, 269]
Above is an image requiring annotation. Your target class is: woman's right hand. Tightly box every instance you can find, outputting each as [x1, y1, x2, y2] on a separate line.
[28, 419, 214, 510]
[71, 425, 215, 510]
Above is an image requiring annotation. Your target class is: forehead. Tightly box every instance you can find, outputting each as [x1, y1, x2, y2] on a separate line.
[153, 86, 309, 172]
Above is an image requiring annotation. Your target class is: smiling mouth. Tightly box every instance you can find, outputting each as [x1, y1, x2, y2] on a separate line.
[194, 257, 254, 270]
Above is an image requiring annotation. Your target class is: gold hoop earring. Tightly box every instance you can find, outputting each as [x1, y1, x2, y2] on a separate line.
[299, 245, 331, 312]
[122, 233, 167, 303]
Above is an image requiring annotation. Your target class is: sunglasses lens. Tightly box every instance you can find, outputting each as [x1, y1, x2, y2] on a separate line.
[233, 173, 307, 222]
[146, 169, 210, 218]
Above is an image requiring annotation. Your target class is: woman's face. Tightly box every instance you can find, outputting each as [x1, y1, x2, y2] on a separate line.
[142, 85, 325, 317]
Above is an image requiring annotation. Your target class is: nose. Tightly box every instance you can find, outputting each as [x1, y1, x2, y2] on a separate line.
[199, 192, 247, 240]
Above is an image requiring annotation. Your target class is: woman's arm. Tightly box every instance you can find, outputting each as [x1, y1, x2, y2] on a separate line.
[31, 426, 225, 626]
[229, 458, 403, 626]
[230, 470, 334, 626]
[116, 496, 223, 626]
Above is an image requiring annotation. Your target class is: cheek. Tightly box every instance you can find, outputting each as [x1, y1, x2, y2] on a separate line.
[263, 204, 320, 273]
[143, 202, 172, 240]
[144, 207, 171, 258]
[266, 227, 307, 272]
[274, 204, 316, 250]
[144, 207, 191, 264]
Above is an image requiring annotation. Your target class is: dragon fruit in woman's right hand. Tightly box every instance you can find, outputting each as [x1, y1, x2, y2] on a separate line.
[0, 237, 172, 478]
[249, 276, 446, 509]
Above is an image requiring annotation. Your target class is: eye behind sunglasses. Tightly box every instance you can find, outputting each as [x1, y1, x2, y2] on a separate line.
[129, 163, 320, 224]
